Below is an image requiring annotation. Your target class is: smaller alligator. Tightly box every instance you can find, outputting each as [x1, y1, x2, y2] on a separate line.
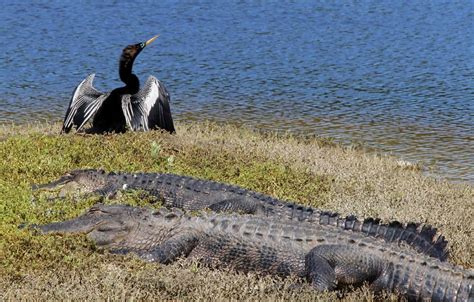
[32, 204, 473, 301]
[34, 169, 448, 261]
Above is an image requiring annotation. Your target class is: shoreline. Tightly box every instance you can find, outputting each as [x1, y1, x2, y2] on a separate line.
[1, 121, 472, 300]
[3, 117, 472, 185]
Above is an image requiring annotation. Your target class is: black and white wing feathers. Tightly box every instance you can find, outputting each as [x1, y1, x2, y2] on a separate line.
[121, 76, 175, 133]
[61, 74, 109, 133]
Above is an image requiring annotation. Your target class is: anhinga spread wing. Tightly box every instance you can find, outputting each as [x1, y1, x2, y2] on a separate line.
[61, 74, 109, 133]
[121, 76, 175, 132]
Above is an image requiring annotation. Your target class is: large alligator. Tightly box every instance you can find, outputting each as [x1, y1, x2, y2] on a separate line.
[32, 204, 473, 301]
[34, 169, 448, 260]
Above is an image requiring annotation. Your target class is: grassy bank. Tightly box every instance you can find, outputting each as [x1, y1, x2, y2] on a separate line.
[1, 121, 472, 301]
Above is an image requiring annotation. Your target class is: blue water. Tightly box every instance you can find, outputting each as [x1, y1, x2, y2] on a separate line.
[1, 1, 473, 182]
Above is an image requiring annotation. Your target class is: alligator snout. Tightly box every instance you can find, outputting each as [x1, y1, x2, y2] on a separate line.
[31, 173, 74, 191]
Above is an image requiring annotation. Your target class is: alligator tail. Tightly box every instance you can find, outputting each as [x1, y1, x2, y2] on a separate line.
[319, 212, 448, 261]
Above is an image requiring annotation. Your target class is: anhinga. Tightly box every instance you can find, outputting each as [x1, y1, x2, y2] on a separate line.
[61, 35, 175, 134]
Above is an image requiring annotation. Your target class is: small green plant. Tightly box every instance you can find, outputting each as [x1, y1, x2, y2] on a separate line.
[150, 141, 161, 158]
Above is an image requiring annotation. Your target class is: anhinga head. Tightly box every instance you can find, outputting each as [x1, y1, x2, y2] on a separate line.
[119, 35, 159, 87]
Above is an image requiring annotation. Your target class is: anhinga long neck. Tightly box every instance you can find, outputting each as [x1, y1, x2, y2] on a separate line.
[119, 54, 140, 94]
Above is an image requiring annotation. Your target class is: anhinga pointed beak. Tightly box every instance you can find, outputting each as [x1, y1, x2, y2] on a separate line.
[145, 35, 159, 47]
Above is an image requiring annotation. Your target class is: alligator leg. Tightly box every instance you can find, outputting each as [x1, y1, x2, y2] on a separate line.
[305, 245, 384, 291]
[305, 248, 337, 291]
[132, 234, 200, 264]
[90, 183, 122, 199]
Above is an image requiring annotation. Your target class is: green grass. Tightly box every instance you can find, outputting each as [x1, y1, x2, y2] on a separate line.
[0, 121, 472, 301]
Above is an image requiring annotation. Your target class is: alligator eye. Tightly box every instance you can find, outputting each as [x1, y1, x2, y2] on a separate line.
[89, 205, 107, 214]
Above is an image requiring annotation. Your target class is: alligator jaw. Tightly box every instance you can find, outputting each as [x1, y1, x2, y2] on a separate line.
[34, 204, 106, 234]
[32, 176, 86, 198]
[32, 169, 109, 198]
[31, 173, 83, 198]
[33, 204, 135, 250]
[32, 173, 74, 191]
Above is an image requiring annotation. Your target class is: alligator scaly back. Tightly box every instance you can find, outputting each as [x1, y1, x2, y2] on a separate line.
[34, 169, 448, 260]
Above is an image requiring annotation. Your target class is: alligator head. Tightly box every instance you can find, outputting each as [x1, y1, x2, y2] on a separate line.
[32, 169, 110, 197]
[35, 204, 184, 250]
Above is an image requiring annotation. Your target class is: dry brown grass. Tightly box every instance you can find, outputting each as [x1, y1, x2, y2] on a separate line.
[0, 121, 472, 301]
